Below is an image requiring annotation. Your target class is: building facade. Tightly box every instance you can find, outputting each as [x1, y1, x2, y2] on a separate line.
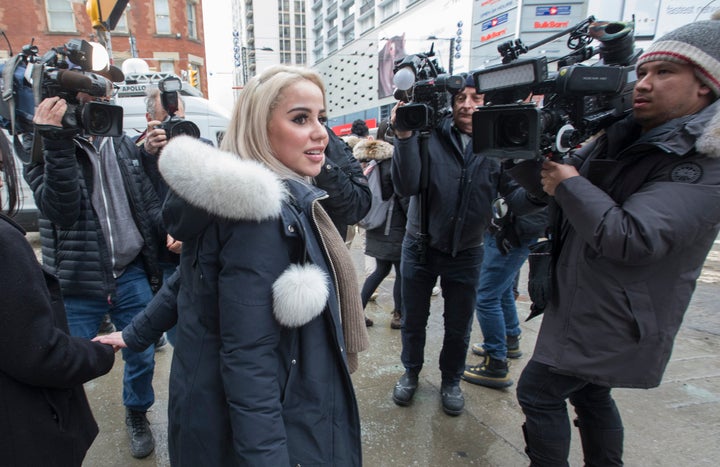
[0, 0, 208, 96]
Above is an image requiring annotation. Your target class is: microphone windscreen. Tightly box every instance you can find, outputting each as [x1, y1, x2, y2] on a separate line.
[56, 69, 93, 92]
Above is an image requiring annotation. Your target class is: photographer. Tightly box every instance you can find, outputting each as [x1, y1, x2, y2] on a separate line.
[390, 75, 542, 416]
[24, 65, 163, 459]
[512, 20, 720, 465]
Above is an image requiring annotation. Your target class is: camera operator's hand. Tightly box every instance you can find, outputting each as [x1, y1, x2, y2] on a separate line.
[144, 120, 168, 156]
[33, 96, 66, 128]
[390, 101, 412, 139]
[540, 160, 579, 196]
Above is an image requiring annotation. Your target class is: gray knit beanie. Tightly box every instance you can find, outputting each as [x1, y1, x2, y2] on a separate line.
[636, 20, 720, 97]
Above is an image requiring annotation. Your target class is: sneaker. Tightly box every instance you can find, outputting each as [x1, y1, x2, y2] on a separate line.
[390, 310, 402, 329]
[365, 315, 374, 327]
[155, 334, 168, 350]
[462, 356, 514, 389]
[98, 314, 115, 334]
[125, 408, 155, 459]
[440, 383, 464, 416]
[392, 371, 419, 406]
[471, 335, 523, 359]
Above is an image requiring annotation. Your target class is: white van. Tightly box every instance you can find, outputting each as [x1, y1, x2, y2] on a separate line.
[115, 72, 231, 146]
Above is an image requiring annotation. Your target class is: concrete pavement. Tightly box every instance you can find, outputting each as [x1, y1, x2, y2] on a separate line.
[79, 232, 720, 466]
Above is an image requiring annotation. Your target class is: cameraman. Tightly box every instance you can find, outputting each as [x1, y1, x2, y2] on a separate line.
[24, 66, 163, 459]
[512, 20, 720, 465]
[390, 75, 542, 416]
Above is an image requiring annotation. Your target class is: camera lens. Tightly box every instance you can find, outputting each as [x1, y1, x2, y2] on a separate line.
[168, 120, 201, 139]
[86, 104, 113, 134]
[80, 102, 123, 137]
[497, 114, 529, 147]
[395, 103, 432, 132]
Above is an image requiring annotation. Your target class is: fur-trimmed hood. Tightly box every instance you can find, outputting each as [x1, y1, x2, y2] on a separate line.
[352, 139, 394, 163]
[159, 136, 331, 329]
[697, 100, 720, 158]
[159, 136, 287, 222]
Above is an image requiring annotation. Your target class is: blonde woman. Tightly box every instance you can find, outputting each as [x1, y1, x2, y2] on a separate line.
[157, 66, 366, 465]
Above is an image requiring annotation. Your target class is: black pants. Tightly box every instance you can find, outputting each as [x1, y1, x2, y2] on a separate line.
[400, 237, 483, 385]
[517, 360, 624, 466]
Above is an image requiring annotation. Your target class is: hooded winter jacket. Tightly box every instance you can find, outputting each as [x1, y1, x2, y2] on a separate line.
[532, 100, 720, 388]
[157, 137, 362, 466]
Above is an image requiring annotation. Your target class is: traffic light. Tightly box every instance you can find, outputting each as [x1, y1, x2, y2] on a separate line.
[86, 0, 129, 30]
[189, 68, 199, 88]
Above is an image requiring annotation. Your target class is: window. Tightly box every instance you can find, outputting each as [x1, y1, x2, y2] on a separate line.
[160, 61, 175, 73]
[114, 10, 129, 34]
[187, 2, 198, 39]
[154, 0, 171, 35]
[46, 0, 76, 32]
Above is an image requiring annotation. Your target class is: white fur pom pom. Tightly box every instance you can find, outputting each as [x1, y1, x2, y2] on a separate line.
[272, 263, 329, 328]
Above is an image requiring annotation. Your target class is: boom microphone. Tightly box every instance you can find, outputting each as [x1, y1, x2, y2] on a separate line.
[54, 69, 111, 97]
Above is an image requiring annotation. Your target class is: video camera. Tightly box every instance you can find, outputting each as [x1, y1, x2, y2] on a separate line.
[471, 17, 642, 160]
[154, 76, 200, 139]
[29, 39, 124, 137]
[392, 44, 465, 132]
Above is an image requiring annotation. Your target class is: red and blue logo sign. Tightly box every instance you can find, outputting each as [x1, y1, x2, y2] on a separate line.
[481, 13, 508, 31]
[536, 5, 571, 16]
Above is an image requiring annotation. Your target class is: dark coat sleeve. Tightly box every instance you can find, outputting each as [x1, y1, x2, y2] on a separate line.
[23, 129, 83, 228]
[315, 126, 371, 231]
[0, 220, 115, 388]
[122, 267, 180, 352]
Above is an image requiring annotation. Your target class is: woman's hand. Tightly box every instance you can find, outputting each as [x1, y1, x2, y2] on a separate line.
[92, 331, 127, 353]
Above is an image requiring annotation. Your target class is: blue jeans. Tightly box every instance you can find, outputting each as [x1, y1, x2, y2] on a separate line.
[400, 236, 483, 385]
[474, 232, 533, 359]
[517, 360, 624, 466]
[64, 259, 156, 412]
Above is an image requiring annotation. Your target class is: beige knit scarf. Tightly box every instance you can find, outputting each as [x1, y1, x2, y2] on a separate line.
[312, 202, 369, 373]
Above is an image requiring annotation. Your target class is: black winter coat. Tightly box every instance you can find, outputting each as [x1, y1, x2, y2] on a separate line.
[353, 139, 407, 261]
[23, 131, 163, 297]
[529, 101, 720, 388]
[392, 116, 542, 256]
[0, 214, 115, 466]
[156, 137, 362, 466]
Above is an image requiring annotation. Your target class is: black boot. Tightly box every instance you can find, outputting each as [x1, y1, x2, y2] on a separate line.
[392, 371, 418, 406]
[126, 408, 155, 458]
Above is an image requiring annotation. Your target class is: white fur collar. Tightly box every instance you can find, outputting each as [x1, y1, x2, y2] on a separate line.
[158, 136, 286, 221]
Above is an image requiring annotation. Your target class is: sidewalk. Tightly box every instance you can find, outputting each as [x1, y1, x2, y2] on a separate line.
[81, 233, 720, 466]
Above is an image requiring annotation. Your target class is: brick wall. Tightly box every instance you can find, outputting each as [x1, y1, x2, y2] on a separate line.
[0, 0, 207, 96]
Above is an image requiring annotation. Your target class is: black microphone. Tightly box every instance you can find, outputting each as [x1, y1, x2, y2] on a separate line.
[54, 69, 111, 97]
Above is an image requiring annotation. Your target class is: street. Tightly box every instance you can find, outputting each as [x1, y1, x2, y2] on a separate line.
[68, 231, 720, 466]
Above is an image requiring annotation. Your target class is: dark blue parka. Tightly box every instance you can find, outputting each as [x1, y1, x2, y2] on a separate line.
[157, 137, 362, 466]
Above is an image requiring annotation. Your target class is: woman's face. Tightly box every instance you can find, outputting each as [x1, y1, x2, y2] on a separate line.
[268, 80, 328, 177]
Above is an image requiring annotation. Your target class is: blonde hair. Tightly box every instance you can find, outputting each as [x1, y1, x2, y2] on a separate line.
[221, 65, 327, 180]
